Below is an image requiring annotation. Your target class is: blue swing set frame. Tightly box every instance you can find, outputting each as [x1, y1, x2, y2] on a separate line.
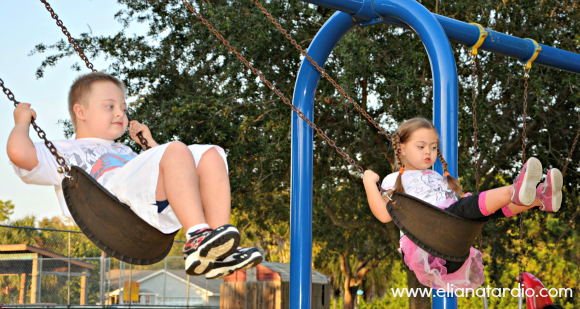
[289, 1, 580, 308]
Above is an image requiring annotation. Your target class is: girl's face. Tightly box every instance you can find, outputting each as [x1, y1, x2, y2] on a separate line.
[400, 128, 439, 170]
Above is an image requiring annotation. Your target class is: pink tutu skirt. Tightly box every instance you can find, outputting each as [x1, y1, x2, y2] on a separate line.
[400, 235, 485, 290]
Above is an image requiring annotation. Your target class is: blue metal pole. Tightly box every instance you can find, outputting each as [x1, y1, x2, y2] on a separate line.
[373, 0, 459, 177]
[290, 12, 356, 309]
[432, 289, 459, 309]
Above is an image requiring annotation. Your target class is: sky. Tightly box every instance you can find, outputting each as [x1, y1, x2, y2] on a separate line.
[0, 1, 147, 222]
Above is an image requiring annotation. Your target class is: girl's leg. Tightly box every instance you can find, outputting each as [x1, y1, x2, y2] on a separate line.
[505, 199, 542, 215]
[481, 157, 543, 214]
[480, 185, 541, 215]
[196, 148, 231, 229]
[156, 142, 206, 230]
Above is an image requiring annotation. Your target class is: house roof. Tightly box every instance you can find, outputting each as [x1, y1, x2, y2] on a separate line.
[108, 269, 222, 294]
[0, 244, 96, 274]
[260, 262, 328, 284]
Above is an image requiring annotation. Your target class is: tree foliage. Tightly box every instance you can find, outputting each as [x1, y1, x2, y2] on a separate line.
[0, 200, 15, 222]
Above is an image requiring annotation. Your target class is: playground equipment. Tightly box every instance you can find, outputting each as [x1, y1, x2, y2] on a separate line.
[2, 0, 579, 307]
[289, 1, 580, 308]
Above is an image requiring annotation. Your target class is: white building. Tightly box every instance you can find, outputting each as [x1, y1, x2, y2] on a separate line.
[107, 269, 221, 306]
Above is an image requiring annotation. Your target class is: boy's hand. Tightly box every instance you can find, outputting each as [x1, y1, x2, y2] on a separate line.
[129, 120, 158, 149]
[363, 170, 380, 184]
[14, 103, 37, 125]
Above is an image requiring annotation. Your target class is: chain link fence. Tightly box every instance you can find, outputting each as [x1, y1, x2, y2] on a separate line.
[0, 225, 220, 308]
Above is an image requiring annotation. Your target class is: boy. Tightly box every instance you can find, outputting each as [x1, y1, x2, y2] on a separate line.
[7, 72, 262, 279]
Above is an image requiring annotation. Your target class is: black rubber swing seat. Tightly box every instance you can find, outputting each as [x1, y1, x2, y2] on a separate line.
[62, 166, 178, 265]
[386, 192, 487, 273]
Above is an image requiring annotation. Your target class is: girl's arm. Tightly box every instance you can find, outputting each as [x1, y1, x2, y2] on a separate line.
[363, 170, 392, 223]
[7, 104, 39, 171]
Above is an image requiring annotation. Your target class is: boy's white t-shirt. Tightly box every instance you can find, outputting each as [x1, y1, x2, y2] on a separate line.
[381, 169, 458, 209]
[10, 138, 137, 217]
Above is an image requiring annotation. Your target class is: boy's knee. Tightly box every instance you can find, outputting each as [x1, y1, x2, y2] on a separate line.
[163, 141, 193, 160]
[199, 148, 225, 168]
[166, 141, 189, 153]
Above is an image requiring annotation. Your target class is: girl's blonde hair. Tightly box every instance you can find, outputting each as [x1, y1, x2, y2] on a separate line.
[392, 117, 463, 197]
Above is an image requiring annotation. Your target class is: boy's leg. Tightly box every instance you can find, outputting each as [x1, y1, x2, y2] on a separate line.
[196, 148, 231, 229]
[156, 142, 206, 229]
[196, 147, 264, 279]
[156, 142, 239, 275]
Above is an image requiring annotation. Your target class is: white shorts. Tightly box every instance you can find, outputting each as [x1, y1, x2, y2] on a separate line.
[100, 142, 228, 234]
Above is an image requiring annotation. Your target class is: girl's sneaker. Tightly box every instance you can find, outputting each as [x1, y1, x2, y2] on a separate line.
[183, 224, 240, 276]
[536, 168, 563, 212]
[205, 247, 263, 279]
[511, 157, 543, 206]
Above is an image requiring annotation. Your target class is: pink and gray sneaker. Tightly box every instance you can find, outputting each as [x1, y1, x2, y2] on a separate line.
[511, 157, 543, 206]
[536, 168, 563, 212]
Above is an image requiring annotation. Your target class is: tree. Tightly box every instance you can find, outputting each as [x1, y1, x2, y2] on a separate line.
[33, 0, 580, 307]
[0, 200, 14, 222]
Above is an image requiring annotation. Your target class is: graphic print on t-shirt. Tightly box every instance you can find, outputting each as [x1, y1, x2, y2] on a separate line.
[90, 153, 135, 180]
[419, 170, 456, 202]
[394, 170, 456, 206]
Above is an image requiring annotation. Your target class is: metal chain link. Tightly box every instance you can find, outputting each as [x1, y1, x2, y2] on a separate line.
[562, 127, 580, 178]
[518, 66, 531, 284]
[40, 0, 96, 73]
[182, 0, 365, 174]
[471, 55, 480, 193]
[537, 128, 580, 274]
[522, 68, 530, 163]
[252, 0, 392, 142]
[469, 54, 484, 252]
[1, 78, 70, 174]
[39, 0, 150, 150]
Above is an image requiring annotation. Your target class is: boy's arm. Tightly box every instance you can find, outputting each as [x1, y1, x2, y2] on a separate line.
[7, 104, 39, 171]
[129, 120, 159, 149]
[363, 170, 392, 223]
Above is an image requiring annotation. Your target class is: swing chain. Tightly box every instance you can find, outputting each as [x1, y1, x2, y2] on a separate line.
[517, 66, 531, 286]
[518, 211, 526, 283]
[182, 0, 365, 174]
[252, 0, 392, 142]
[40, 0, 151, 150]
[562, 127, 580, 177]
[470, 53, 484, 252]
[0, 78, 71, 176]
[471, 54, 480, 192]
[40, 0, 96, 73]
[522, 67, 530, 163]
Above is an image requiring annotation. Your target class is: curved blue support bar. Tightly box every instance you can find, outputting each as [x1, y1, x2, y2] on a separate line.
[301, 0, 362, 15]
[374, 0, 459, 177]
[290, 11, 356, 309]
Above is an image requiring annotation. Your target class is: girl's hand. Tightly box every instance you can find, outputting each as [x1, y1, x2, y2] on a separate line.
[363, 170, 380, 184]
[129, 120, 157, 148]
[14, 103, 37, 125]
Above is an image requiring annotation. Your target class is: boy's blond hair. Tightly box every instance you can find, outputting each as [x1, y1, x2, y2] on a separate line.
[68, 72, 126, 129]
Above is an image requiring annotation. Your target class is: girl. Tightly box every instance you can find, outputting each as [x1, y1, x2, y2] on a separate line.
[363, 117, 563, 290]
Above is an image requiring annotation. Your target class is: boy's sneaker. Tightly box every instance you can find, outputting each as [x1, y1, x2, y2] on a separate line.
[184, 224, 240, 276]
[536, 168, 563, 212]
[511, 157, 542, 206]
[205, 247, 263, 279]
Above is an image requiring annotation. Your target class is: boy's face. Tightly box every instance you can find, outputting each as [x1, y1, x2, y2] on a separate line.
[400, 128, 439, 170]
[77, 80, 128, 140]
